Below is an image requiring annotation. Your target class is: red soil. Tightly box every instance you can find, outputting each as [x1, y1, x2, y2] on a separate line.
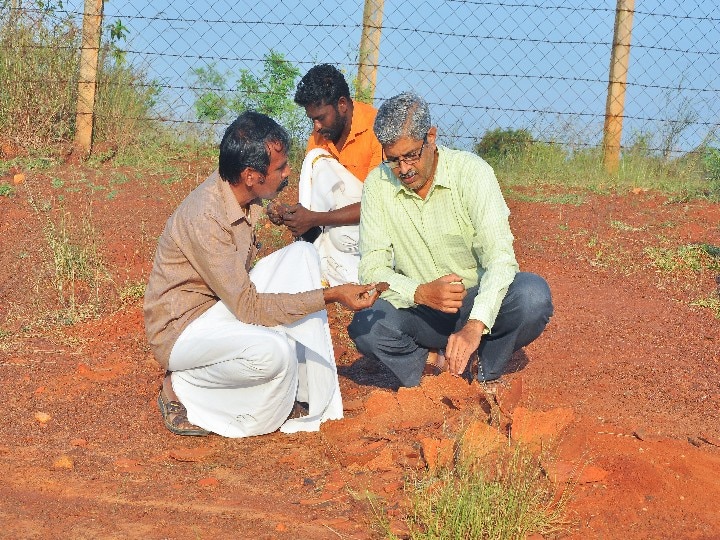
[0, 160, 718, 539]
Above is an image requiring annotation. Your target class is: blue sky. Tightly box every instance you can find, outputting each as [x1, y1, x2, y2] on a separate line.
[69, 0, 719, 153]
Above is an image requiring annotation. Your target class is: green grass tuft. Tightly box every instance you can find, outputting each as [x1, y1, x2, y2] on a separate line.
[381, 444, 571, 540]
[645, 243, 720, 273]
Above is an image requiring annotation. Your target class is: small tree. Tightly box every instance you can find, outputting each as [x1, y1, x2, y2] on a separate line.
[189, 51, 307, 143]
[190, 63, 229, 123]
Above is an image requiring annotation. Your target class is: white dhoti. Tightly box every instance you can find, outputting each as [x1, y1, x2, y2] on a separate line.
[168, 242, 343, 437]
[298, 148, 364, 286]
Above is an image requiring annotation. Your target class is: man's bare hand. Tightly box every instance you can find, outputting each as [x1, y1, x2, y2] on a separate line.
[323, 283, 381, 311]
[266, 201, 289, 226]
[445, 319, 485, 376]
[283, 204, 318, 237]
[414, 273, 467, 313]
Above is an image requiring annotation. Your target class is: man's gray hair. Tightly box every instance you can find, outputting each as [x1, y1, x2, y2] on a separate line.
[373, 92, 431, 145]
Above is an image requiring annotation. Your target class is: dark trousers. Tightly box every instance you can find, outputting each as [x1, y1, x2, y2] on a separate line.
[348, 272, 553, 387]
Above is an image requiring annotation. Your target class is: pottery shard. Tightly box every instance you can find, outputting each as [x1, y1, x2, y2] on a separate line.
[510, 407, 575, 446]
[197, 477, 219, 487]
[34, 412, 52, 424]
[420, 371, 475, 404]
[459, 420, 505, 462]
[53, 455, 74, 470]
[320, 415, 365, 447]
[339, 440, 387, 467]
[364, 446, 396, 472]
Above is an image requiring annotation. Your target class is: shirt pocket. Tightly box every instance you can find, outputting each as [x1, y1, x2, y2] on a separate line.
[440, 234, 477, 272]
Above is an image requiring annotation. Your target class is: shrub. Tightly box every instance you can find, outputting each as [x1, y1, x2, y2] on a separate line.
[474, 128, 534, 162]
[703, 147, 720, 182]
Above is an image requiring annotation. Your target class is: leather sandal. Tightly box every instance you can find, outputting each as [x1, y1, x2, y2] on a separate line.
[157, 388, 210, 436]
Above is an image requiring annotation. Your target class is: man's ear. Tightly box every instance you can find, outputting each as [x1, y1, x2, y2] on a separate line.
[240, 167, 261, 187]
[426, 126, 438, 145]
[337, 96, 349, 114]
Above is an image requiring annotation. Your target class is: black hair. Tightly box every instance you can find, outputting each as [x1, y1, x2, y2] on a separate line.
[294, 64, 351, 108]
[218, 111, 290, 185]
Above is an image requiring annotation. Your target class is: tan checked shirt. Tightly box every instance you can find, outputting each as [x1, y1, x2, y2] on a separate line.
[144, 170, 325, 369]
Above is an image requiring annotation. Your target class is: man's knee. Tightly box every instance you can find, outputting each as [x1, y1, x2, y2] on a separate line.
[356, 322, 412, 357]
[242, 335, 295, 381]
[348, 310, 377, 354]
[514, 272, 553, 323]
[525, 274, 553, 323]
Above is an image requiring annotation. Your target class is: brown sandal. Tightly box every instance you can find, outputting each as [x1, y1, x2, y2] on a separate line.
[157, 388, 210, 436]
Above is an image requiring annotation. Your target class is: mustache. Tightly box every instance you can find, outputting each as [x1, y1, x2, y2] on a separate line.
[398, 169, 417, 180]
[277, 178, 289, 191]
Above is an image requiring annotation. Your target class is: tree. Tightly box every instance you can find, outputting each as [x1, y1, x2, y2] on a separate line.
[190, 63, 229, 123]
[189, 51, 307, 143]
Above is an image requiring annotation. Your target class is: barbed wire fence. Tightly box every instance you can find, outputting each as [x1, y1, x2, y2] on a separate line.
[1, 0, 718, 168]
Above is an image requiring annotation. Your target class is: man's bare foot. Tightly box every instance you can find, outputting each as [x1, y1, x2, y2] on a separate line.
[423, 349, 447, 376]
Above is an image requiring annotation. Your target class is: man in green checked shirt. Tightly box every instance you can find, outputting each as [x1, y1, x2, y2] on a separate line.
[348, 92, 553, 388]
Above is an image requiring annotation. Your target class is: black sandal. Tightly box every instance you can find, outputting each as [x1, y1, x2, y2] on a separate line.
[157, 388, 210, 436]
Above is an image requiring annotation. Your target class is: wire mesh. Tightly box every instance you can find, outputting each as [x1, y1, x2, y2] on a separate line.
[1, 0, 718, 155]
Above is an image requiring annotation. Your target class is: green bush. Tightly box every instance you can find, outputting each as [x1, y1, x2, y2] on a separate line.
[189, 51, 308, 145]
[703, 147, 720, 182]
[474, 128, 534, 162]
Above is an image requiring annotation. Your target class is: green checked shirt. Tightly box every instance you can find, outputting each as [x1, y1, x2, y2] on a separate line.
[358, 145, 519, 331]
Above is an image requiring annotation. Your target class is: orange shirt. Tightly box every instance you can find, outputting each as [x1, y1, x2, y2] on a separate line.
[305, 100, 382, 182]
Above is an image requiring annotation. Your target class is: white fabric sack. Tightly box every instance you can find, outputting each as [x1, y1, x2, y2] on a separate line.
[298, 148, 364, 286]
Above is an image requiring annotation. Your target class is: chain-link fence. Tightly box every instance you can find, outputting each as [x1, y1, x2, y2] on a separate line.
[2, 0, 719, 157]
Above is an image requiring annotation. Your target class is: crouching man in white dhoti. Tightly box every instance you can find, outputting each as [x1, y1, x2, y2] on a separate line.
[144, 112, 380, 437]
[266, 64, 382, 286]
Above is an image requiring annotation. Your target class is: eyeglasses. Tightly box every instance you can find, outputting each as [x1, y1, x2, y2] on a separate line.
[382, 136, 427, 168]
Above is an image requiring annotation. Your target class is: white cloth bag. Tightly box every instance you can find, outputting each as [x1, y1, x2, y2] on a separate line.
[298, 148, 364, 286]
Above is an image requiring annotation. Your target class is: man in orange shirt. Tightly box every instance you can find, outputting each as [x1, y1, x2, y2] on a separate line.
[267, 64, 382, 285]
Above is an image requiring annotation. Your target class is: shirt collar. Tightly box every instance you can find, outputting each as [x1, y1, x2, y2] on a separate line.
[217, 171, 254, 225]
[345, 106, 367, 145]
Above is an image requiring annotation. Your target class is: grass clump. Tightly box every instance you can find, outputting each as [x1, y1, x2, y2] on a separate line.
[118, 281, 146, 305]
[475, 123, 719, 201]
[383, 443, 570, 540]
[645, 243, 720, 319]
[0, 4, 160, 156]
[644, 243, 720, 274]
[0, 182, 14, 196]
[42, 209, 109, 324]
